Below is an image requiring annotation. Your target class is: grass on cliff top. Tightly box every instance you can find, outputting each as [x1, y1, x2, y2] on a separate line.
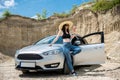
[91, 0, 120, 11]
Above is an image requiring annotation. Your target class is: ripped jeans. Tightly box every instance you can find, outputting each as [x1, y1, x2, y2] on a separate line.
[62, 42, 81, 72]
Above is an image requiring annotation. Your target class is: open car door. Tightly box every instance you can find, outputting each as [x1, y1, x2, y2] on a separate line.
[74, 32, 106, 66]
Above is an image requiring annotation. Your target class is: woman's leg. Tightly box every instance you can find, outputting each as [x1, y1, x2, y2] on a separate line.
[62, 46, 74, 72]
[70, 45, 81, 55]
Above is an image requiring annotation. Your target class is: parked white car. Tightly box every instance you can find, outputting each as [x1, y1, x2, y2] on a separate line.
[15, 32, 106, 74]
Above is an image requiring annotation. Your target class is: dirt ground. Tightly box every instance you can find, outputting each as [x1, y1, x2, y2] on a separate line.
[0, 58, 120, 80]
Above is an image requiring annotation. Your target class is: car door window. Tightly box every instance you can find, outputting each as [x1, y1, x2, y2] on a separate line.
[83, 35, 101, 44]
[82, 32, 104, 45]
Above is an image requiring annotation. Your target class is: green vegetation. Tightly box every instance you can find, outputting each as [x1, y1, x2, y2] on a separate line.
[0, 10, 11, 21]
[42, 9, 47, 19]
[2, 10, 11, 18]
[53, 12, 69, 18]
[91, 0, 120, 11]
[36, 13, 42, 20]
[36, 9, 47, 20]
[112, 0, 120, 5]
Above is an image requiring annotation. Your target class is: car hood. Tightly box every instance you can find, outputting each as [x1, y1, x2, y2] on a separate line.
[19, 44, 63, 54]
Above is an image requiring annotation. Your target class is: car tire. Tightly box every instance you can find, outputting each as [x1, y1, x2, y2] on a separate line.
[22, 70, 29, 74]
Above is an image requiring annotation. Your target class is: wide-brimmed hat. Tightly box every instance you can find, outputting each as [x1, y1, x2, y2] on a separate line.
[59, 21, 73, 30]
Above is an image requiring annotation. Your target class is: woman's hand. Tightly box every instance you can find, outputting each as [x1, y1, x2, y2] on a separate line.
[71, 34, 75, 39]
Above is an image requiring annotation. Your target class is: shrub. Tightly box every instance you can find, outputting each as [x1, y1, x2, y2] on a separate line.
[2, 10, 11, 18]
[36, 9, 47, 20]
[112, 0, 120, 6]
[53, 12, 69, 18]
[91, 0, 113, 11]
[41, 9, 47, 19]
[36, 13, 42, 20]
[91, 0, 120, 11]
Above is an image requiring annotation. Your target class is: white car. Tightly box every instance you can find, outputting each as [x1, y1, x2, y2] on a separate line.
[15, 32, 106, 74]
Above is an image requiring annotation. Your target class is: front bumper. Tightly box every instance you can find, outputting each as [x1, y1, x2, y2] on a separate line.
[16, 62, 61, 71]
[15, 54, 64, 71]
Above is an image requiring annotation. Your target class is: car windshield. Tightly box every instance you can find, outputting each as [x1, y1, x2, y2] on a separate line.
[34, 35, 63, 45]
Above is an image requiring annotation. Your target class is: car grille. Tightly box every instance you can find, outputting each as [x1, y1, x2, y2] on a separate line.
[17, 54, 43, 60]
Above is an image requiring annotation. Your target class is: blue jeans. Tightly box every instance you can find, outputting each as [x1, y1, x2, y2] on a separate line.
[62, 42, 81, 72]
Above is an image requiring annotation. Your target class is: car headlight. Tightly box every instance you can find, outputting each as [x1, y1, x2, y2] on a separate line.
[42, 50, 61, 56]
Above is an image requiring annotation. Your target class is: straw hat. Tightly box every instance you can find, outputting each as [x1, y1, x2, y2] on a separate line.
[59, 21, 73, 30]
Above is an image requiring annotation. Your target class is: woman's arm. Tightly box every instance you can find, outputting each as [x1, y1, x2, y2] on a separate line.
[71, 26, 77, 39]
[72, 26, 77, 34]
[49, 30, 62, 46]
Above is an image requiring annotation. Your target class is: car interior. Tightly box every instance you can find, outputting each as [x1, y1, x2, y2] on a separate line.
[71, 35, 87, 46]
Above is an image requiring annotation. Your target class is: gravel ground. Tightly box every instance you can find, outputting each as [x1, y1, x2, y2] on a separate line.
[0, 59, 120, 80]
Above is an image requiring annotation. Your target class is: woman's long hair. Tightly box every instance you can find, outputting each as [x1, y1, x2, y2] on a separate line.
[62, 24, 70, 34]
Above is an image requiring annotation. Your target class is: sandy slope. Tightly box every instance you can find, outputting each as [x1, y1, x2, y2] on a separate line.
[0, 52, 11, 63]
[105, 31, 120, 62]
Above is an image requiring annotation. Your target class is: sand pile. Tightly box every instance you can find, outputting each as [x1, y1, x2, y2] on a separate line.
[0, 52, 10, 63]
[105, 31, 120, 43]
[105, 31, 120, 62]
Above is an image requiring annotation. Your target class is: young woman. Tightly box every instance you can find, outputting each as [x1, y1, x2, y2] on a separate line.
[49, 21, 81, 76]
